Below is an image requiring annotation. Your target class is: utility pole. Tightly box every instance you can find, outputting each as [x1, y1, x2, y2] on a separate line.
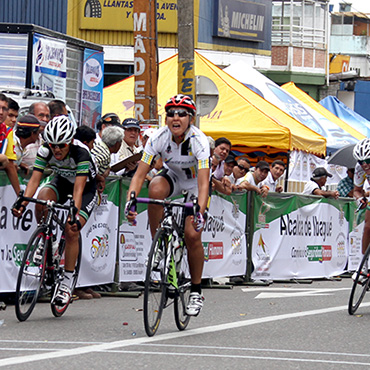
[133, 0, 158, 129]
[177, 0, 195, 108]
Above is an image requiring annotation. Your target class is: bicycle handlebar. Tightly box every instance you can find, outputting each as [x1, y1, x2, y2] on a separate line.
[12, 191, 78, 220]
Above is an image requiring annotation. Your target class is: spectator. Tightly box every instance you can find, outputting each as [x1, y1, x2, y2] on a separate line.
[114, 118, 141, 176]
[29, 102, 50, 128]
[211, 153, 221, 172]
[212, 137, 231, 180]
[95, 113, 121, 144]
[92, 126, 125, 178]
[261, 160, 285, 193]
[237, 160, 270, 197]
[337, 168, 354, 197]
[48, 99, 68, 119]
[141, 128, 157, 149]
[302, 167, 339, 198]
[229, 157, 251, 191]
[23, 102, 50, 166]
[13, 115, 41, 175]
[212, 154, 236, 195]
[74, 125, 96, 151]
[0, 93, 20, 195]
[3, 98, 19, 128]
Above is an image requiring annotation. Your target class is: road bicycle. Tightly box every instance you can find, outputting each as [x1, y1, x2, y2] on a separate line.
[348, 245, 370, 315]
[128, 191, 198, 337]
[12, 191, 81, 321]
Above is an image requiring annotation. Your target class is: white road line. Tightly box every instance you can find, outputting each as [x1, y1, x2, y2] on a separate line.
[97, 349, 370, 366]
[1, 302, 370, 367]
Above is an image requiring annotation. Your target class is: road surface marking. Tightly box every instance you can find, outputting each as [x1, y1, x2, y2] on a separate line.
[1, 302, 369, 367]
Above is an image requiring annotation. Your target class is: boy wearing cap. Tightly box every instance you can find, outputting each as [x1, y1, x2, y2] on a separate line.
[303, 167, 339, 198]
[212, 154, 236, 195]
[13, 115, 41, 173]
[236, 160, 270, 197]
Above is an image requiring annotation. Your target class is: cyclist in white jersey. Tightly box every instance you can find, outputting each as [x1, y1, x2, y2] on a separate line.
[353, 139, 370, 279]
[126, 94, 210, 316]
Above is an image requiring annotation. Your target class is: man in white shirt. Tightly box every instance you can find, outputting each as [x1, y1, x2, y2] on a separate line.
[302, 167, 339, 198]
[212, 137, 231, 180]
[261, 160, 285, 193]
[237, 160, 270, 197]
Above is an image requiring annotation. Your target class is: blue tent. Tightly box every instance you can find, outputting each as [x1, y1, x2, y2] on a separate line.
[320, 96, 370, 137]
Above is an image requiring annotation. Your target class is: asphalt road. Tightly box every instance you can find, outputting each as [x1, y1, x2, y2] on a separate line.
[1, 277, 370, 369]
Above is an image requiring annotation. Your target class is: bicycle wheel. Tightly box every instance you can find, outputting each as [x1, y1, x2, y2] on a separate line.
[144, 228, 168, 337]
[15, 226, 48, 322]
[348, 246, 370, 315]
[51, 234, 82, 317]
[174, 246, 191, 331]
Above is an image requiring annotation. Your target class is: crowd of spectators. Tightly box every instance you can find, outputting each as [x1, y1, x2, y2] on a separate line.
[0, 91, 357, 306]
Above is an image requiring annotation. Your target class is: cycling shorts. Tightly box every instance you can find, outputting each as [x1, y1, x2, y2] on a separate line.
[42, 175, 97, 221]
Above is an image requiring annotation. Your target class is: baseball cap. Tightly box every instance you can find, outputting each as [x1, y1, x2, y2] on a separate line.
[15, 114, 40, 135]
[225, 154, 237, 165]
[311, 167, 333, 180]
[122, 118, 141, 130]
[255, 160, 270, 171]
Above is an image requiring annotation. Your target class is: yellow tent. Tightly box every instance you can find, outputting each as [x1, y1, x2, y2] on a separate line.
[103, 52, 326, 157]
[281, 82, 365, 141]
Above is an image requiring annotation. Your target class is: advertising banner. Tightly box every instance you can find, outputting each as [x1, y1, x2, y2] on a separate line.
[215, 0, 266, 42]
[348, 204, 365, 271]
[80, 0, 178, 33]
[251, 194, 350, 280]
[0, 174, 119, 292]
[32, 33, 67, 100]
[80, 48, 104, 129]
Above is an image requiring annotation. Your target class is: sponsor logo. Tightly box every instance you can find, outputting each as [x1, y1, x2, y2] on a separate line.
[90, 233, 109, 259]
[307, 245, 332, 262]
[256, 234, 270, 261]
[203, 242, 223, 261]
[120, 233, 137, 261]
[12, 244, 27, 267]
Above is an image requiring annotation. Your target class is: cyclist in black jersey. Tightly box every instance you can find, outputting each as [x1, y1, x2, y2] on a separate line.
[12, 116, 97, 306]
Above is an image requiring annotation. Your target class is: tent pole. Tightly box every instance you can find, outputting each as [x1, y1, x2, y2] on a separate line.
[284, 150, 290, 192]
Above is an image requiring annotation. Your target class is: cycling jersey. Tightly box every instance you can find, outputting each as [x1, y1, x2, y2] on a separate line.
[33, 142, 96, 183]
[354, 162, 370, 188]
[141, 125, 210, 190]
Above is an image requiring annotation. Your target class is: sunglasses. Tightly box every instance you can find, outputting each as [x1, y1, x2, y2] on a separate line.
[359, 159, 370, 165]
[167, 109, 191, 118]
[49, 143, 68, 149]
[237, 164, 249, 172]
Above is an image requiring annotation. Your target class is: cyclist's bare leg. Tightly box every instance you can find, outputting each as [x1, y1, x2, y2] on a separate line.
[35, 187, 57, 222]
[64, 218, 86, 272]
[148, 176, 170, 237]
[362, 209, 370, 255]
[184, 217, 204, 285]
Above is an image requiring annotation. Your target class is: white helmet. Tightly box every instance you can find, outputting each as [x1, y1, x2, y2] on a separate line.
[44, 116, 76, 145]
[353, 139, 370, 161]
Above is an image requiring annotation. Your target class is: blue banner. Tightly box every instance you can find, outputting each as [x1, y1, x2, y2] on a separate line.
[80, 49, 104, 129]
[215, 0, 266, 42]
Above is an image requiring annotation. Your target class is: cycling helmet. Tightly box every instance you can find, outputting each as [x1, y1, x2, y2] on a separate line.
[44, 115, 76, 145]
[165, 94, 196, 115]
[353, 138, 370, 161]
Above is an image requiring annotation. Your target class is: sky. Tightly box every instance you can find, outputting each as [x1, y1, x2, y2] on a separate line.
[329, 0, 370, 13]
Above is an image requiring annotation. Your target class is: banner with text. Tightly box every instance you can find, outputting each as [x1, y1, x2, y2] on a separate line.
[251, 194, 351, 280]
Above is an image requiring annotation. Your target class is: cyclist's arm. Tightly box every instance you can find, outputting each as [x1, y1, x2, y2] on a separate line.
[197, 167, 210, 214]
[127, 160, 151, 198]
[23, 170, 43, 199]
[73, 175, 88, 213]
[354, 184, 365, 200]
